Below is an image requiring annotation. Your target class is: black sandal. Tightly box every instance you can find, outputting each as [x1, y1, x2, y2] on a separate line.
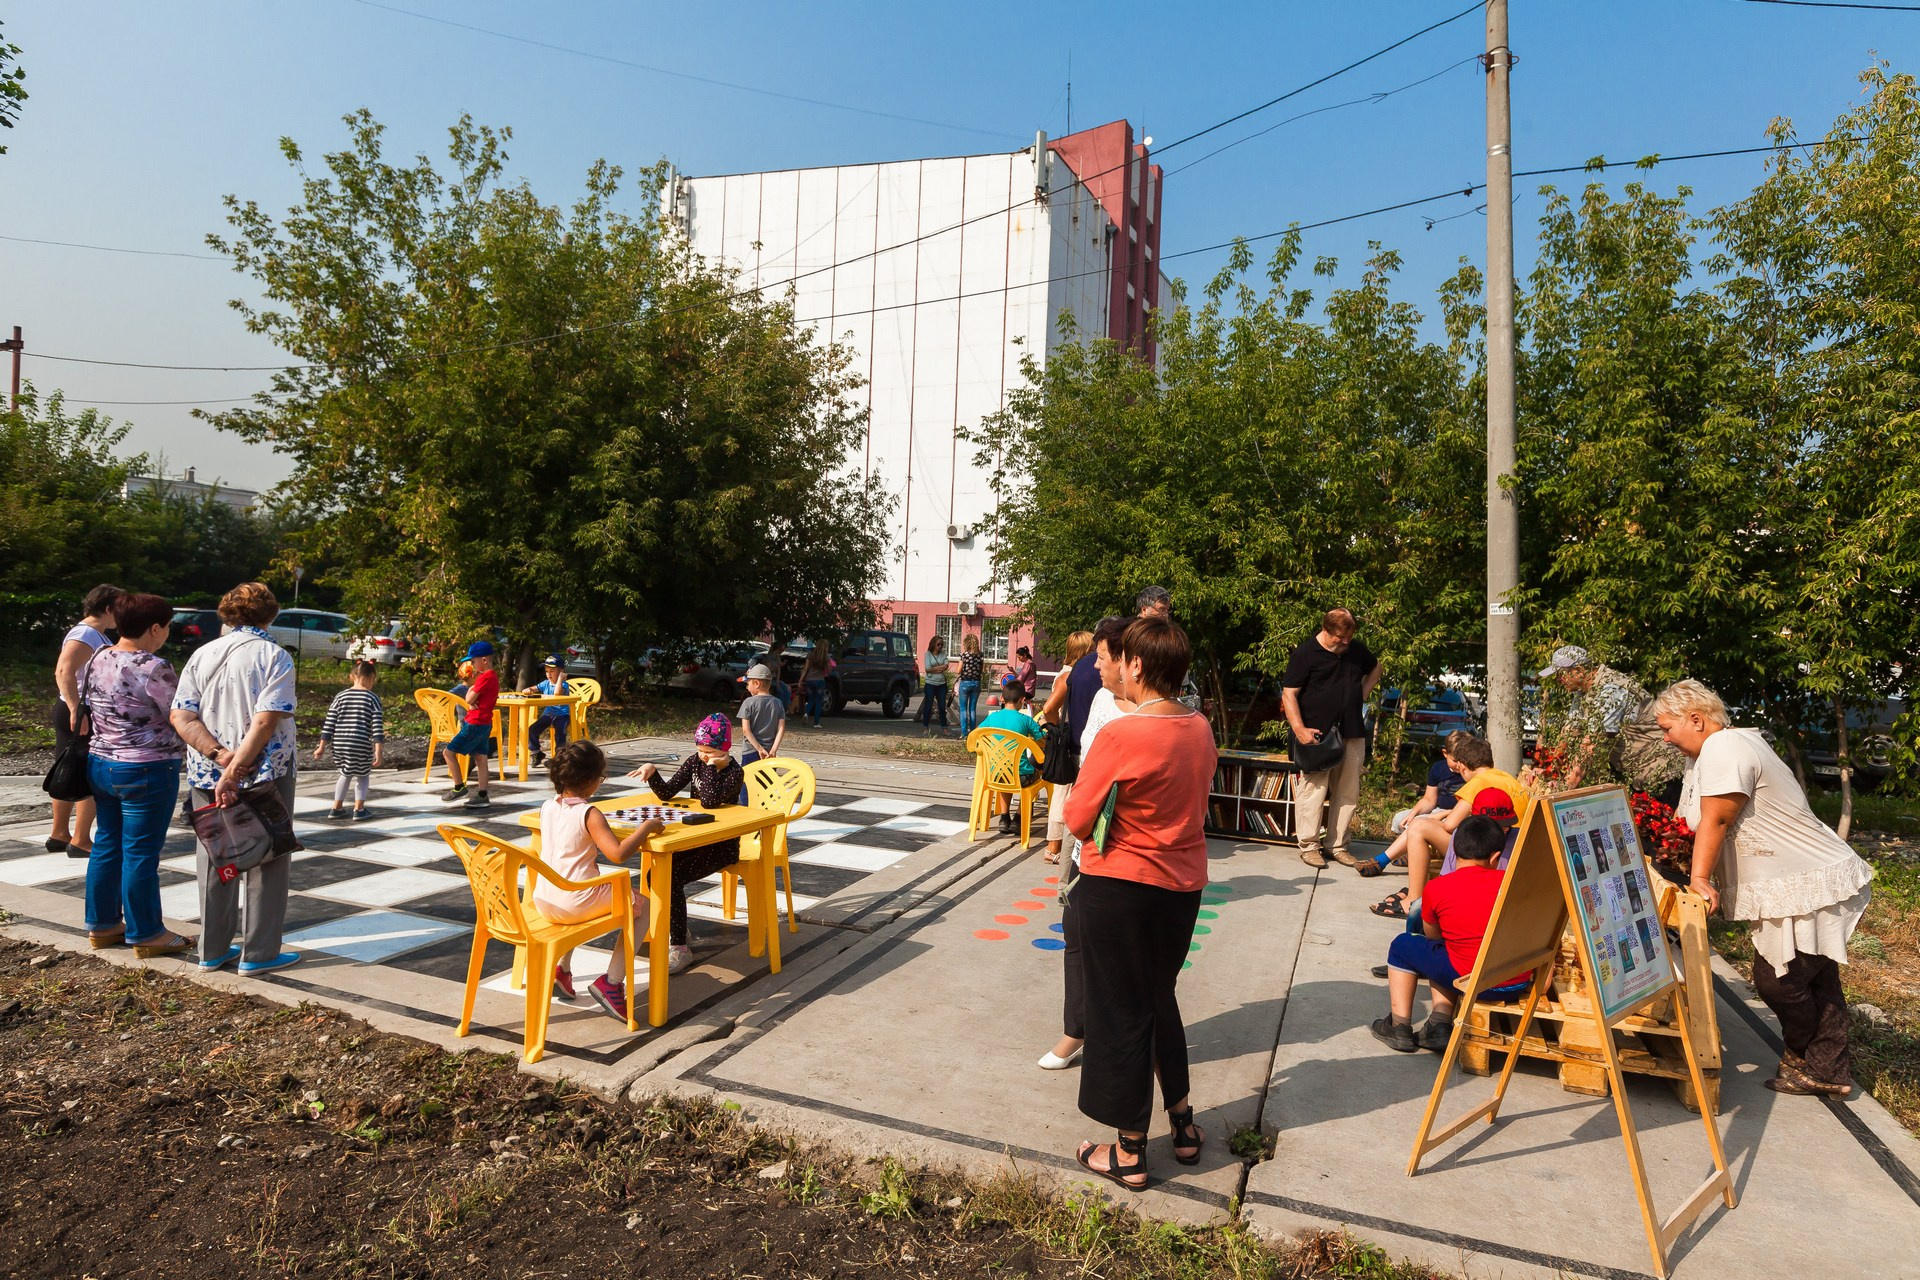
[1168, 1106, 1205, 1166]
[1075, 1133, 1148, 1191]
[1369, 889, 1409, 919]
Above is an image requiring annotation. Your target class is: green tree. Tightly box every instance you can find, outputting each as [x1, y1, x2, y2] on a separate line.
[0, 385, 146, 592]
[0, 18, 26, 154]
[206, 111, 890, 684]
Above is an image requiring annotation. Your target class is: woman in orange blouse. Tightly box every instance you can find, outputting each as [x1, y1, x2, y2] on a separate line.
[1062, 614, 1218, 1191]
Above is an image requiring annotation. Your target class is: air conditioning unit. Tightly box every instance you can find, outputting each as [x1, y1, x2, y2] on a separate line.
[956, 601, 979, 617]
[945, 523, 970, 541]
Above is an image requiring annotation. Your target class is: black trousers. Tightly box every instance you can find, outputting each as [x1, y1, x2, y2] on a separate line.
[1061, 865, 1085, 1040]
[668, 843, 739, 945]
[1753, 950, 1854, 1086]
[1076, 871, 1202, 1133]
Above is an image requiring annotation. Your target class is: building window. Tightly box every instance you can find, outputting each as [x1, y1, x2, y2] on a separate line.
[935, 615, 965, 657]
[889, 613, 918, 655]
[984, 617, 1012, 663]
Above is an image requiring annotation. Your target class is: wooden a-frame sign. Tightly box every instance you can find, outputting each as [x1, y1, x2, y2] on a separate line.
[1406, 785, 1736, 1278]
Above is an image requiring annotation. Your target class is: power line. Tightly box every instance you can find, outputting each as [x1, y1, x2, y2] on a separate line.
[0, 232, 225, 261]
[1734, 0, 1920, 10]
[55, 395, 262, 406]
[346, 0, 1022, 141]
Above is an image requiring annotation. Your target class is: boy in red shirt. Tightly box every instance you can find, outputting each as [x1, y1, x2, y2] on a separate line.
[442, 640, 499, 810]
[1372, 815, 1528, 1052]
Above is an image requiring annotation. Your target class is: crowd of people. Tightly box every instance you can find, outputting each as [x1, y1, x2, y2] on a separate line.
[38, 576, 1881, 1188]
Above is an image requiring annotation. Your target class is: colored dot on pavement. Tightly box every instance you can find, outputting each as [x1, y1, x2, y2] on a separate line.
[1044, 876, 1059, 885]
[1182, 960, 1193, 970]
[1015, 900, 1045, 910]
[1192, 925, 1212, 935]
[1207, 883, 1234, 893]
[1030, 887, 1057, 898]
[1189, 942, 1202, 952]
[1031, 938, 1066, 951]
[1049, 922, 1065, 934]
[994, 914, 1028, 926]
[974, 929, 1010, 941]
[1196, 909, 1219, 920]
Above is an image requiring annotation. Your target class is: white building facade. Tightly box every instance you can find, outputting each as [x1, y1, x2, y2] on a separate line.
[668, 120, 1166, 664]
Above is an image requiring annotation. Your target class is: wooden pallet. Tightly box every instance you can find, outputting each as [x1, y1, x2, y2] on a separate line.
[1456, 884, 1722, 1114]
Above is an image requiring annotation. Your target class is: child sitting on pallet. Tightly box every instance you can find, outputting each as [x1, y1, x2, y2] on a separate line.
[1371, 815, 1532, 1054]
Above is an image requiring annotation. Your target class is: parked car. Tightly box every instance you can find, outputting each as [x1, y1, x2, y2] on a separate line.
[1802, 696, 1906, 791]
[822, 630, 921, 718]
[348, 618, 416, 667]
[168, 608, 224, 658]
[267, 608, 355, 661]
[730, 640, 812, 702]
[1369, 685, 1483, 747]
[666, 642, 763, 701]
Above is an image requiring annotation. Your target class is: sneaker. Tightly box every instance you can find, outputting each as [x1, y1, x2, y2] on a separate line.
[589, 976, 628, 1021]
[351, 808, 372, 821]
[238, 951, 302, 976]
[441, 784, 468, 802]
[199, 945, 242, 972]
[1416, 1018, 1456, 1052]
[665, 944, 694, 975]
[530, 753, 547, 769]
[461, 792, 491, 810]
[553, 966, 576, 1000]
[1370, 964, 1390, 979]
[326, 807, 347, 821]
[1370, 1015, 1419, 1053]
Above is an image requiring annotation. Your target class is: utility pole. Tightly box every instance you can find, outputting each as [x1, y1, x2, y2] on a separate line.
[1484, 0, 1521, 774]
[1, 327, 20, 412]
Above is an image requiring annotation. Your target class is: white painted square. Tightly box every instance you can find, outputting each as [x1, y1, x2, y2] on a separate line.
[161, 854, 197, 873]
[284, 909, 465, 964]
[333, 836, 465, 869]
[786, 818, 867, 842]
[791, 841, 909, 873]
[312, 867, 469, 909]
[352, 812, 464, 838]
[160, 880, 202, 922]
[291, 794, 337, 817]
[836, 795, 929, 817]
[874, 814, 968, 838]
[0, 852, 88, 888]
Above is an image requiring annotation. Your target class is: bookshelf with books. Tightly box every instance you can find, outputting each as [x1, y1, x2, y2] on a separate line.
[1207, 748, 1302, 844]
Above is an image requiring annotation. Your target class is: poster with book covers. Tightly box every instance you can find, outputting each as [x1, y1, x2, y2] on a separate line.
[1548, 790, 1674, 1020]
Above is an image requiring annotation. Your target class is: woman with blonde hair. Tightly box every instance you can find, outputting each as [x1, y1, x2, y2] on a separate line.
[955, 632, 986, 737]
[1653, 678, 1874, 1097]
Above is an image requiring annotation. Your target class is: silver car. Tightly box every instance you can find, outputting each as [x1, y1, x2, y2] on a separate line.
[269, 608, 354, 661]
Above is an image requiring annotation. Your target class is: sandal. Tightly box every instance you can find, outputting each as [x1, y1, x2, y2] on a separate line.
[1369, 889, 1409, 920]
[87, 929, 126, 949]
[131, 931, 196, 959]
[1356, 858, 1386, 878]
[1775, 1057, 1852, 1098]
[1075, 1133, 1148, 1192]
[1168, 1106, 1205, 1166]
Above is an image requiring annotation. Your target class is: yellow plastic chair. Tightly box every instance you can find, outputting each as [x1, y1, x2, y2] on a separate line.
[568, 677, 603, 742]
[721, 757, 815, 932]
[438, 823, 638, 1063]
[966, 726, 1049, 848]
[417, 687, 503, 784]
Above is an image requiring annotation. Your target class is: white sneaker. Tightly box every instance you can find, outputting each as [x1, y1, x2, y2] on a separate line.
[1037, 1046, 1083, 1070]
[666, 944, 694, 975]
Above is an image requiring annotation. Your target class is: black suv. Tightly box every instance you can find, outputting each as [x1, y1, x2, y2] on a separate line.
[824, 630, 921, 718]
[169, 608, 224, 657]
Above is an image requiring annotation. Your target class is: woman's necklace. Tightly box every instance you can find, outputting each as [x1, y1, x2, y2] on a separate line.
[1132, 696, 1175, 714]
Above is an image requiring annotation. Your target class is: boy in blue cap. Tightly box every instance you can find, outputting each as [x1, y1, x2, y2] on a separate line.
[518, 654, 573, 768]
[443, 640, 498, 809]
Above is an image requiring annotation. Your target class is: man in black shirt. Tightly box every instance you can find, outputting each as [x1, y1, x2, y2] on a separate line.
[1282, 608, 1384, 869]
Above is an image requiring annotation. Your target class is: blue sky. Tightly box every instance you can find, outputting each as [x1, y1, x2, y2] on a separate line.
[2, 1, 1915, 491]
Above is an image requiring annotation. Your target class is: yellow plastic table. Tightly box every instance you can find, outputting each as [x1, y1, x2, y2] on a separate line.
[496, 693, 584, 781]
[515, 791, 787, 1026]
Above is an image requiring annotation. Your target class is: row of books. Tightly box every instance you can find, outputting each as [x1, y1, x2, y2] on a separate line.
[1213, 765, 1291, 800]
[1240, 807, 1291, 839]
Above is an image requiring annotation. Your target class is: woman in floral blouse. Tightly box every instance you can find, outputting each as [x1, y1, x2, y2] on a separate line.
[82, 593, 190, 958]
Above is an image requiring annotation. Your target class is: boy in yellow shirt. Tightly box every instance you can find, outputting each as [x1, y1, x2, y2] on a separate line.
[1368, 735, 1530, 919]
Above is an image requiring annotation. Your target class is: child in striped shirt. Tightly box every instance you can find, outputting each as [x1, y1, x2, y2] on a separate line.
[314, 661, 385, 820]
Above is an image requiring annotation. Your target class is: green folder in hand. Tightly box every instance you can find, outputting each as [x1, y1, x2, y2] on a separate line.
[1087, 782, 1120, 856]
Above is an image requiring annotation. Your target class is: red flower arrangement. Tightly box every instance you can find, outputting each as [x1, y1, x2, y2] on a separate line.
[1631, 790, 1694, 884]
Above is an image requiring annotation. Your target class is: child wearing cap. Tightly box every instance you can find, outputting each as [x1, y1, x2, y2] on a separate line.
[625, 713, 747, 974]
[1367, 734, 1530, 920]
[518, 655, 573, 768]
[979, 675, 1044, 834]
[1372, 814, 1533, 1053]
[442, 641, 498, 809]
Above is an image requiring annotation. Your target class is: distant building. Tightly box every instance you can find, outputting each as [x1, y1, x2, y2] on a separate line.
[122, 465, 259, 513]
[668, 120, 1169, 665]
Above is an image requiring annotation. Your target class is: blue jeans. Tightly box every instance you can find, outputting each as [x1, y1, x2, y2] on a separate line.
[919, 682, 950, 727]
[739, 748, 762, 804]
[526, 710, 569, 756]
[804, 678, 826, 726]
[86, 756, 182, 943]
[956, 680, 981, 735]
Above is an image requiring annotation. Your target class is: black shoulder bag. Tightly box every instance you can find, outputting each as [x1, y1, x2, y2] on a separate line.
[42, 655, 97, 803]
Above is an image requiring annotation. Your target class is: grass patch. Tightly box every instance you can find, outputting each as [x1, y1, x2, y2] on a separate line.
[1807, 788, 1920, 836]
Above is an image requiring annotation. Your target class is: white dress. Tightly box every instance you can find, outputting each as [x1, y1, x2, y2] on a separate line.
[1677, 727, 1873, 970]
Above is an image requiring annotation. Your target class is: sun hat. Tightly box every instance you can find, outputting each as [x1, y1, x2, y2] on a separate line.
[464, 639, 496, 660]
[694, 713, 732, 751]
[1538, 645, 1592, 678]
[745, 663, 775, 681]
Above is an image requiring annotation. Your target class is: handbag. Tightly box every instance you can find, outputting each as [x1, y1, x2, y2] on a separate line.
[1040, 720, 1080, 785]
[184, 793, 278, 884]
[1292, 723, 1346, 773]
[42, 655, 97, 803]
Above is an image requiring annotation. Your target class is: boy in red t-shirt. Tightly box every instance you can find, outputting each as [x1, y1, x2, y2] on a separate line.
[442, 640, 499, 810]
[1371, 815, 1528, 1053]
